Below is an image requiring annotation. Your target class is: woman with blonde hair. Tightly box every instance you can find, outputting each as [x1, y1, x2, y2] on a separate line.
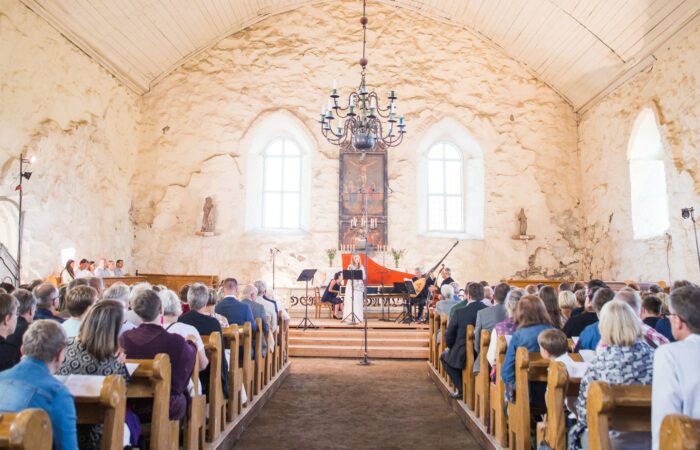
[558, 290, 577, 326]
[567, 300, 654, 449]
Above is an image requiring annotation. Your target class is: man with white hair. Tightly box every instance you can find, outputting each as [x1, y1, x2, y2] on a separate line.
[614, 288, 669, 348]
[241, 285, 270, 358]
[253, 280, 290, 333]
[103, 282, 136, 335]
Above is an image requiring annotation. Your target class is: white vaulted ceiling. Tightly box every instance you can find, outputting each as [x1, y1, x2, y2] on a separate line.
[20, 0, 700, 111]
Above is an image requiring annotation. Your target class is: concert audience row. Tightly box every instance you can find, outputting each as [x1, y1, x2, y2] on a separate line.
[0, 274, 289, 449]
[434, 277, 699, 450]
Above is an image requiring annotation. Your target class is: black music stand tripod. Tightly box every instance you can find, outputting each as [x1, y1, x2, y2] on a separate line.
[395, 280, 418, 324]
[342, 269, 363, 325]
[297, 269, 317, 330]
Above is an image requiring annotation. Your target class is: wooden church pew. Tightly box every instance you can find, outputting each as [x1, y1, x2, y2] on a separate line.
[439, 315, 448, 379]
[69, 374, 127, 450]
[0, 409, 52, 450]
[202, 332, 225, 442]
[126, 354, 178, 450]
[137, 273, 219, 293]
[253, 318, 265, 396]
[489, 335, 509, 447]
[462, 325, 476, 409]
[474, 329, 491, 426]
[222, 323, 248, 422]
[428, 310, 436, 366]
[587, 381, 652, 450]
[508, 348, 549, 450]
[273, 315, 285, 377]
[660, 415, 700, 450]
[265, 324, 279, 385]
[183, 357, 205, 450]
[536, 360, 581, 450]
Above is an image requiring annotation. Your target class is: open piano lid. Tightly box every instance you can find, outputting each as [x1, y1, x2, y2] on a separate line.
[340, 253, 414, 285]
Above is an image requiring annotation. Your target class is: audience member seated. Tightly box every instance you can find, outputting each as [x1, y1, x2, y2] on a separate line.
[93, 258, 112, 278]
[563, 280, 607, 337]
[178, 284, 191, 314]
[570, 289, 587, 317]
[257, 282, 290, 334]
[254, 280, 279, 336]
[159, 289, 208, 372]
[6, 289, 35, 350]
[215, 278, 256, 333]
[124, 282, 152, 327]
[501, 295, 553, 403]
[57, 300, 138, 449]
[652, 284, 700, 450]
[241, 285, 270, 358]
[75, 258, 93, 278]
[525, 284, 539, 295]
[320, 272, 344, 319]
[86, 276, 105, 299]
[449, 282, 486, 320]
[641, 295, 662, 328]
[441, 282, 489, 398]
[483, 286, 494, 306]
[568, 300, 654, 449]
[559, 290, 577, 326]
[0, 320, 77, 449]
[0, 294, 20, 371]
[205, 288, 229, 328]
[540, 286, 563, 329]
[538, 328, 587, 378]
[119, 289, 196, 421]
[178, 283, 228, 397]
[574, 288, 615, 351]
[486, 288, 525, 367]
[103, 282, 136, 335]
[33, 282, 65, 323]
[60, 259, 75, 284]
[61, 285, 97, 338]
[473, 282, 510, 373]
[558, 282, 573, 293]
[614, 289, 669, 349]
[435, 284, 458, 317]
[114, 259, 125, 277]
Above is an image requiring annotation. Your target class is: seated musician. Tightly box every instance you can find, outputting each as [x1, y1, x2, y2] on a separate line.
[0, 320, 77, 449]
[119, 289, 197, 421]
[321, 272, 344, 319]
[412, 267, 433, 323]
[568, 301, 654, 450]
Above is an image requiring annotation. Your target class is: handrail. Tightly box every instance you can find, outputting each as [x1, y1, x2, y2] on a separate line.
[0, 242, 18, 285]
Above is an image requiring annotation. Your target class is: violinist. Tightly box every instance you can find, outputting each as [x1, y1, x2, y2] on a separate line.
[412, 267, 434, 323]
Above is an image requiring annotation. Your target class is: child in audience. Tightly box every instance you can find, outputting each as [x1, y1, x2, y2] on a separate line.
[538, 329, 588, 379]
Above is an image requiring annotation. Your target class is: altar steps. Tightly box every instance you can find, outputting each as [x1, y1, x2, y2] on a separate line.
[288, 326, 429, 359]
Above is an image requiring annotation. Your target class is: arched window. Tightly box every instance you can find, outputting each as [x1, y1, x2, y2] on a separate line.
[417, 118, 484, 239]
[261, 138, 302, 230]
[628, 107, 669, 239]
[244, 110, 312, 233]
[427, 142, 464, 232]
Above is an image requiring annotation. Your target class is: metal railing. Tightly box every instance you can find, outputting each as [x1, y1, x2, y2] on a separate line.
[0, 242, 19, 286]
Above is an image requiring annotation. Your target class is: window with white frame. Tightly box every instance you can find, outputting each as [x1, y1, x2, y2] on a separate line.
[261, 137, 302, 230]
[427, 142, 464, 232]
[628, 108, 669, 239]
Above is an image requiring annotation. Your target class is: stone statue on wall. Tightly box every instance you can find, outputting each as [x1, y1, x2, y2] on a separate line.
[201, 197, 214, 232]
[518, 208, 527, 236]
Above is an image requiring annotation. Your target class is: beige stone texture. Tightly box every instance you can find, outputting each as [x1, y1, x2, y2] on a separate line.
[578, 23, 700, 282]
[0, 0, 140, 280]
[131, 0, 581, 288]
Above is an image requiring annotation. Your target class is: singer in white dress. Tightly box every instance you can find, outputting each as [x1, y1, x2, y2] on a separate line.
[343, 254, 365, 324]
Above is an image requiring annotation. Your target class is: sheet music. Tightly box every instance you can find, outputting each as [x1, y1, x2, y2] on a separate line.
[126, 363, 139, 376]
[579, 349, 596, 363]
[55, 374, 106, 397]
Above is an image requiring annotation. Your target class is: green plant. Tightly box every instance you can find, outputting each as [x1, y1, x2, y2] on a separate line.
[391, 248, 405, 268]
[326, 248, 337, 267]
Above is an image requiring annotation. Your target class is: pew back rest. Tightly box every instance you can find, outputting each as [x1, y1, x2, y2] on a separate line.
[587, 381, 652, 450]
[125, 354, 172, 449]
[0, 409, 51, 450]
[542, 360, 581, 450]
[660, 415, 700, 450]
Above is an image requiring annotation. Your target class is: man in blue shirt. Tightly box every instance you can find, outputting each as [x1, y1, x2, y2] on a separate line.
[575, 288, 615, 351]
[0, 320, 77, 449]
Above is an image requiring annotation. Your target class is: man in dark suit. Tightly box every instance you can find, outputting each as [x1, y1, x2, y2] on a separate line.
[473, 283, 510, 373]
[6, 289, 34, 349]
[215, 278, 257, 333]
[441, 282, 488, 398]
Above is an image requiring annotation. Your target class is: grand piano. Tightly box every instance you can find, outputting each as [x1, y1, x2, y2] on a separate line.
[339, 253, 415, 309]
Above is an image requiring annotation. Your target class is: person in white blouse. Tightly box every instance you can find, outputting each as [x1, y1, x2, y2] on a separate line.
[74, 259, 93, 278]
[60, 260, 75, 284]
[652, 284, 700, 450]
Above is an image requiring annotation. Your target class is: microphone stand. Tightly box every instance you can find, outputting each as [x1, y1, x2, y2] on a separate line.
[270, 248, 280, 290]
[359, 187, 371, 366]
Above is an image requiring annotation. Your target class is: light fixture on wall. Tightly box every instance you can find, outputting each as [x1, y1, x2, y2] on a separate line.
[319, 0, 406, 151]
[681, 207, 700, 273]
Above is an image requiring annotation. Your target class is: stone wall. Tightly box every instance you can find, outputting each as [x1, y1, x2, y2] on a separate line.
[132, 0, 580, 288]
[578, 22, 700, 282]
[0, 0, 140, 280]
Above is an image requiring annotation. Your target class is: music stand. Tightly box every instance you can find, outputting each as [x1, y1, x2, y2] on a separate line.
[297, 269, 317, 330]
[395, 280, 418, 324]
[342, 269, 363, 325]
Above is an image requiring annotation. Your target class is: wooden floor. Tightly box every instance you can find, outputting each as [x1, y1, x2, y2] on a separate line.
[289, 318, 429, 359]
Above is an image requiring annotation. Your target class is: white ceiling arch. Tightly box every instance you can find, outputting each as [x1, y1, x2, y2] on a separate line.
[20, 0, 700, 112]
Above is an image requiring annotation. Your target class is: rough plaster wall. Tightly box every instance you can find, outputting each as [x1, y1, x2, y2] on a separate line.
[132, 0, 580, 288]
[0, 0, 140, 280]
[578, 22, 700, 282]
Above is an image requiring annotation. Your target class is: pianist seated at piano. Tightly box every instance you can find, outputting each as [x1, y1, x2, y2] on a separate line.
[0, 320, 78, 449]
[321, 272, 344, 320]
